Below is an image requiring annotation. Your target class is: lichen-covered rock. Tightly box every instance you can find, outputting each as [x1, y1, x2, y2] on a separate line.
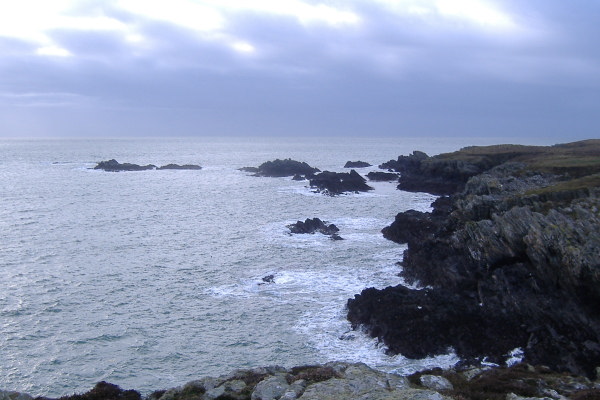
[420, 375, 454, 391]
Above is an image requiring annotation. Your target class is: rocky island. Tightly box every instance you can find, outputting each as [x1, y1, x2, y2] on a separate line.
[94, 160, 202, 172]
[240, 159, 320, 178]
[347, 139, 600, 380]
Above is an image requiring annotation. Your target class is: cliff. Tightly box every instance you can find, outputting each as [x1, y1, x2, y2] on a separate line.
[348, 139, 600, 378]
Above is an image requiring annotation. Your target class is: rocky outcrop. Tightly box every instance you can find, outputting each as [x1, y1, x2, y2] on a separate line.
[366, 171, 399, 182]
[309, 170, 373, 196]
[288, 218, 342, 239]
[343, 161, 371, 168]
[94, 160, 202, 171]
[157, 164, 202, 170]
[348, 140, 600, 379]
[244, 159, 320, 178]
[94, 159, 156, 172]
[19, 363, 600, 400]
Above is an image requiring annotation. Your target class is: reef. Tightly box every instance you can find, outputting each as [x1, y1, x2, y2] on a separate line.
[348, 139, 600, 379]
[287, 218, 343, 240]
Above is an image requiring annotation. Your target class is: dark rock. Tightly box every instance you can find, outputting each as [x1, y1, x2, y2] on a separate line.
[94, 159, 156, 172]
[309, 170, 373, 196]
[288, 218, 340, 236]
[344, 161, 372, 168]
[157, 164, 202, 170]
[347, 140, 600, 379]
[56, 381, 141, 400]
[249, 159, 320, 177]
[366, 171, 399, 182]
[261, 274, 275, 283]
[292, 174, 306, 181]
[330, 233, 344, 241]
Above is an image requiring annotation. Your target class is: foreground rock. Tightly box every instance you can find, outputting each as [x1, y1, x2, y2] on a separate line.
[17, 362, 600, 400]
[288, 218, 342, 239]
[242, 159, 320, 178]
[348, 139, 600, 378]
[344, 160, 371, 168]
[309, 170, 373, 195]
[94, 159, 156, 172]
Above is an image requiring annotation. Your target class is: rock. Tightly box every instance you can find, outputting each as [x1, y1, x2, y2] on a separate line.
[261, 274, 275, 283]
[366, 171, 399, 182]
[344, 161, 371, 168]
[157, 164, 202, 170]
[251, 375, 290, 400]
[288, 218, 340, 237]
[309, 170, 373, 196]
[347, 140, 600, 379]
[248, 159, 320, 177]
[292, 174, 306, 181]
[420, 375, 454, 391]
[94, 159, 156, 172]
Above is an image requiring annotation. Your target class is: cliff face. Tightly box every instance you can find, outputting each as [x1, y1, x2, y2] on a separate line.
[348, 140, 600, 378]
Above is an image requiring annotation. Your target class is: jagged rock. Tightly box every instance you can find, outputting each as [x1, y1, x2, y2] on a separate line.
[366, 171, 399, 182]
[288, 218, 340, 236]
[247, 159, 320, 177]
[261, 274, 275, 283]
[309, 170, 373, 196]
[157, 164, 202, 170]
[94, 159, 156, 172]
[344, 161, 371, 168]
[347, 140, 600, 379]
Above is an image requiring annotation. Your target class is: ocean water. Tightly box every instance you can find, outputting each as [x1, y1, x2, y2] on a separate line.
[1, 136, 505, 397]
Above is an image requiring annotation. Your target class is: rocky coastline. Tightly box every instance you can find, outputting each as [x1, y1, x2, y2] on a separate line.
[5, 362, 599, 400]
[348, 139, 600, 380]
[7, 140, 600, 399]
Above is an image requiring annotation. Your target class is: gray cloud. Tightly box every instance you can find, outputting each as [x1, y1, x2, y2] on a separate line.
[0, 0, 598, 139]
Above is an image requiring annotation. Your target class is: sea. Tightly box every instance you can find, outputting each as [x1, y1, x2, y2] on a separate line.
[0, 136, 536, 397]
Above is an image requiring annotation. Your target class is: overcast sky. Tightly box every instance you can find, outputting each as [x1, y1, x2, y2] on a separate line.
[1, 0, 599, 140]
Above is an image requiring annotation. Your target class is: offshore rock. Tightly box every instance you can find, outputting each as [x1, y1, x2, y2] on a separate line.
[156, 164, 202, 170]
[343, 161, 371, 168]
[94, 159, 156, 172]
[309, 170, 373, 196]
[287, 218, 340, 237]
[248, 159, 320, 178]
[348, 140, 600, 378]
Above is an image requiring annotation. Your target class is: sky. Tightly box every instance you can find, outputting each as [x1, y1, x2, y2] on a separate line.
[0, 0, 599, 140]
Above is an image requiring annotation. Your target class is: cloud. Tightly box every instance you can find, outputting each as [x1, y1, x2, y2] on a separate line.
[0, 0, 598, 138]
